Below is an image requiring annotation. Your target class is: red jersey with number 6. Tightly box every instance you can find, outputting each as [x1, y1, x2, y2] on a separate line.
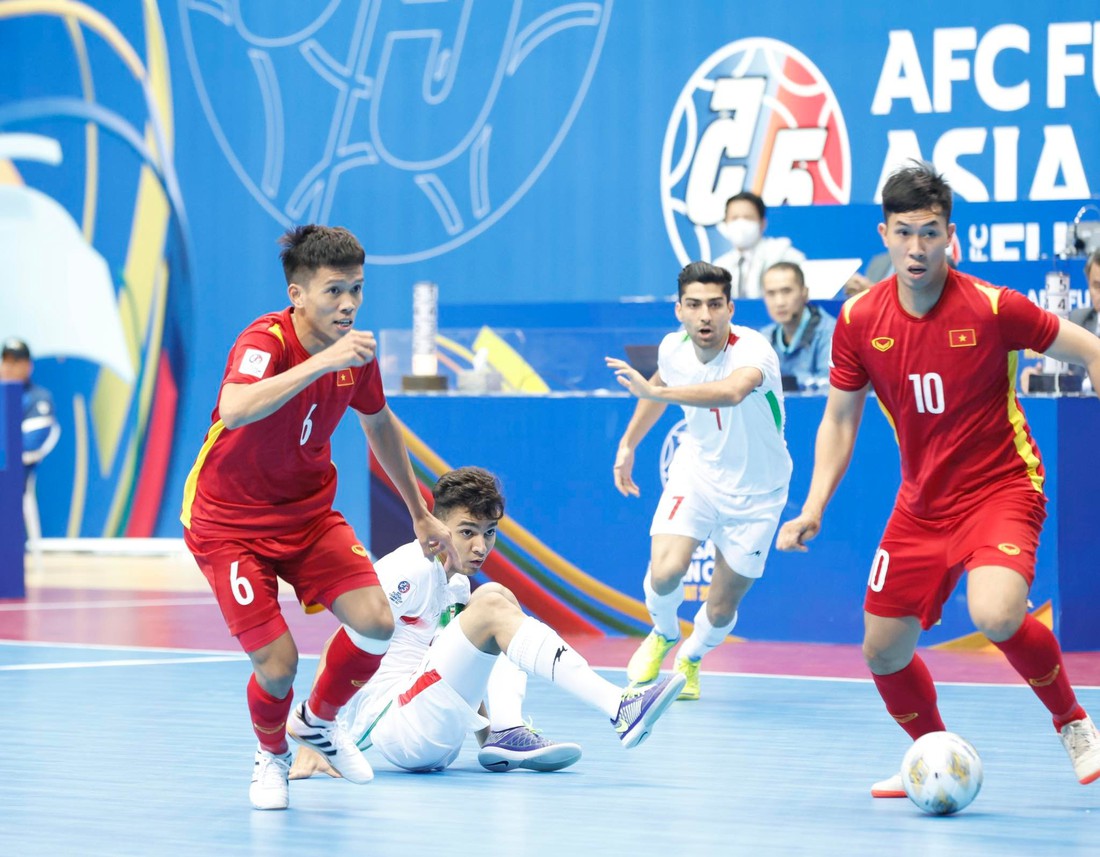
[181, 306, 385, 539]
[829, 269, 1060, 520]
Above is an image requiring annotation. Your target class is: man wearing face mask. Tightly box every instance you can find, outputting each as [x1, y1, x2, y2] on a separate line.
[713, 192, 806, 299]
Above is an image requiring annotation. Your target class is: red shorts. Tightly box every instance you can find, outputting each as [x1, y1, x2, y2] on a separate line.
[864, 489, 1046, 630]
[185, 511, 379, 652]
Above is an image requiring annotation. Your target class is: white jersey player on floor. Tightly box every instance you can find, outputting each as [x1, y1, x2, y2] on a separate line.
[289, 467, 684, 781]
[606, 261, 793, 700]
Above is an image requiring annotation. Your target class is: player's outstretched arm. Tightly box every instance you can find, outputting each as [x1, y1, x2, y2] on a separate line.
[1042, 317, 1100, 391]
[220, 330, 378, 429]
[608, 365, 669, 497]
[358, 407, 456, 564]
[776, 384, 868, 552]
[608, 356, 761, 408]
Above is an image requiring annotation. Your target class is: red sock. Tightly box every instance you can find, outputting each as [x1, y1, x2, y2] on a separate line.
[308, 627, 385, 721]
[247, 674, 293, 754]
[871, 655, 947, 740]
[991, 613, 1085, 731]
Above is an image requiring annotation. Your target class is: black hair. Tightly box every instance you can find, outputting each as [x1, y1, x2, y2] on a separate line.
[677, 261, 733, 300]
[725, 191, 766, 220]
[432, 467, 505, 521]
[881, 160, 953, 223]
[278, 225, 365, 285]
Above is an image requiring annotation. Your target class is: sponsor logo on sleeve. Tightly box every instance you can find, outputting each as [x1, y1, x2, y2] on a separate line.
[997, 543, 1021, 556]
[238, 348, 271, 379]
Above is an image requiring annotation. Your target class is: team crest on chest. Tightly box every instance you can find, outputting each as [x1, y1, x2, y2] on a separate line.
[871, 337, 894, 352]
[337, 369, 354, 386]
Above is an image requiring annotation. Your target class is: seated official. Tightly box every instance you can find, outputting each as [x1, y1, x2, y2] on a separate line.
[760, 262, 835, 392]
[713, 191, 805, 298]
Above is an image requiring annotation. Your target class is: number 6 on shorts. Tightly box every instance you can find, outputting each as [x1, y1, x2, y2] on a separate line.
[230, 560, 255, 605]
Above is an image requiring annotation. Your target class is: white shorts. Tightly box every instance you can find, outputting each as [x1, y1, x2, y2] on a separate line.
[367, 620, 497, 772]
[649, 465, 788, 579]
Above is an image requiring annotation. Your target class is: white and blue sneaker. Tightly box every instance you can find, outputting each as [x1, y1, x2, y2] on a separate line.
[612, 673, 687, 749]
[478, 723, 583, 772]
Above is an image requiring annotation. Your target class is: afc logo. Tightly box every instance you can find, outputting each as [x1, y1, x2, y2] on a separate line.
[661, 38, 851, 266]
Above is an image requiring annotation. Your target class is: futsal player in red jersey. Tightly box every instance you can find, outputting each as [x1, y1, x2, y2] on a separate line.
[181, 225, 454, 810]
[777, 162, 1100, 795]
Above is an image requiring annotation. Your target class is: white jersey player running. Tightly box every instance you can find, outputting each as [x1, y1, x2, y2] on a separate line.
[607, 261, 793, 700]
[291, 467, 685, 778]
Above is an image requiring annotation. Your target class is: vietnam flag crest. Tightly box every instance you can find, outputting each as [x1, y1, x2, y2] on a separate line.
[949, 329, 977, 347]
[337, 369, 355, 386]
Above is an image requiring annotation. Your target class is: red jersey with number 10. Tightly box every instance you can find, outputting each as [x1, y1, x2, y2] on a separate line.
[829, 270, 1060, 520]
[181, 307, 385, 539]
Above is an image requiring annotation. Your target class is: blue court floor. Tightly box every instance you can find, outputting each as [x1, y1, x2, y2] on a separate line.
[1, 640, 1097, 856]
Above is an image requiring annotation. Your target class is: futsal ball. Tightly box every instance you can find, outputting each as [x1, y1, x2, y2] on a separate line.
[901, 731, 983, 815]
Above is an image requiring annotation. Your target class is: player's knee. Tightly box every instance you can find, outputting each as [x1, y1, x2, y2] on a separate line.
[862, 639, 908, 674]
[468, 583, 520, 617]
[252, 651, 298, 695]
[344, 602, 395, 641]
[648, 561, 687, 594]
[970, 604, 1023, 643]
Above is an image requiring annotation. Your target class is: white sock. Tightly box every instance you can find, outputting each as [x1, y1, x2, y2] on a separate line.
[506, 616, 622, 719]
[644, 568, 683, 641]
[677, 603, 737, 662]
[485, 656, 527, 731]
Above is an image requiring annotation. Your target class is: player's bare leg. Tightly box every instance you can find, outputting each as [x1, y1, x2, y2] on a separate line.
[249, 632, 299, 699]
[673, 551, 753, 699]
[969, 565, 1100, 784]
[628, 535, 698, 683]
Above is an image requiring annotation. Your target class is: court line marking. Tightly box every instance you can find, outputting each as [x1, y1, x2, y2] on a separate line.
[0, 594, 300, 611]
[0, 654, 247, 671]
[0, 597, 217, 611]
[0, 639, 1096, 689]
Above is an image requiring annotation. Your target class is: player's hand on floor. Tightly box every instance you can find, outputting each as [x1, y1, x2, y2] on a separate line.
[776, 514, 820, 552]
[289, 746, 342, 780]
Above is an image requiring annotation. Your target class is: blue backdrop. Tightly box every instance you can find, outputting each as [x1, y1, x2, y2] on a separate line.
[2, 3, 1097, 643]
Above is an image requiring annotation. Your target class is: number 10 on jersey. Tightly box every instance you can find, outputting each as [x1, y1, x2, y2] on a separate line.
[908, 373, 945, 415]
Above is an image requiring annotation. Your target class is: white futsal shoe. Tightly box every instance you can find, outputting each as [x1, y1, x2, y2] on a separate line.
[250, 747, 293, 810]
[287, 702, 375, 784]
[870, 771, 906, 798]
[1060, 715, 1100, 785]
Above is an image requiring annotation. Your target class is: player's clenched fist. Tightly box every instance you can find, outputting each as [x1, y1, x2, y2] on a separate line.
[326, 329, 376, 369]
[775, 513, 821, 552]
